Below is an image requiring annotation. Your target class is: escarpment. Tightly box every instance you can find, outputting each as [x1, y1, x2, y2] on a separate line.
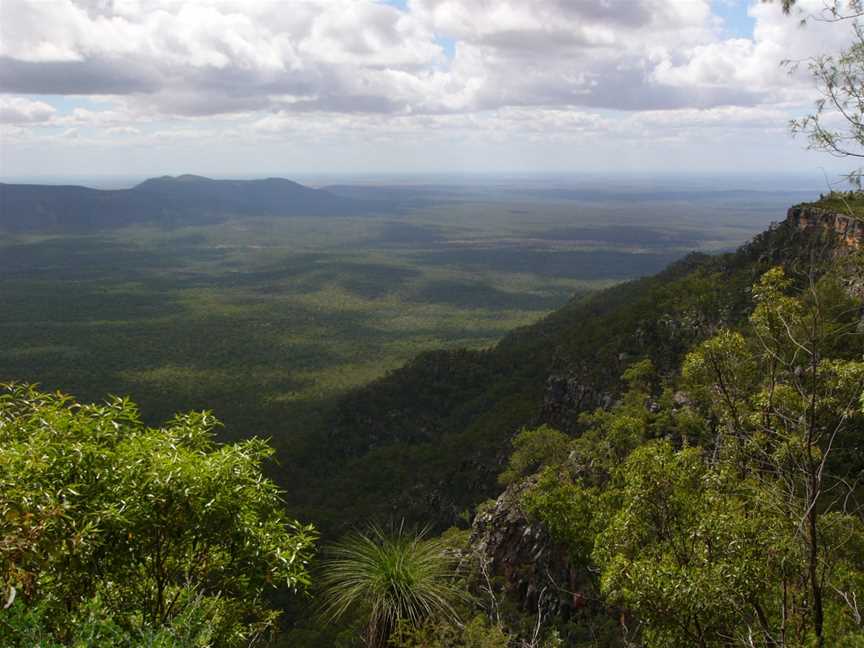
[787, 203, 864, 249]
[302, 203, 849, 536]
[459, 205, 864, 627]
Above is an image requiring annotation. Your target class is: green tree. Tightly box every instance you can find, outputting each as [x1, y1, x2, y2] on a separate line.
[0, 383, 316, 646]
[776, 0, 864, 185]
[682, 267, 864, 646]
[518, 267, 864, 646]
[594, 441, 790, 648]
[498, 425, 571, 486]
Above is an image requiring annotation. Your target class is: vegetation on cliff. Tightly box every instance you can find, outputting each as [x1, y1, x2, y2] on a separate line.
[801, 190, 864, 218]
[512, 264, 864, 646]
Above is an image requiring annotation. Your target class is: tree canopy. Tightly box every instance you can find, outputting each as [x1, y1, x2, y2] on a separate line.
[0, 384, 316, 646]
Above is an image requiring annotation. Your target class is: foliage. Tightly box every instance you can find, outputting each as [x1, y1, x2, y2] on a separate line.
[516, 264, 864, 647]
[595, 442, 787, 648]
[498, 425, 571, 486]
[3, 593, 221, 648]
[318, 525, 464, 648]
[781, 0, 864, 185]
[0, 384, 316, 646]
[389, 614, 510, 648]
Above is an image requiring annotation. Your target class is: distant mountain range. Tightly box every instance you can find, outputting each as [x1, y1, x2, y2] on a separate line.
[0, 175, 382, 232]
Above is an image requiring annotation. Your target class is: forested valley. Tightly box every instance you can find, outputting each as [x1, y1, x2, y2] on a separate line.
[4, 0, 864, 646]
[4, 187, 864, 647]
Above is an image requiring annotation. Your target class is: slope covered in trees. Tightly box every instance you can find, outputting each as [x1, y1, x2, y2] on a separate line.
[2, 201, 862, 647]
[285, 214, 844, 534]
[281, 207, 864, 647]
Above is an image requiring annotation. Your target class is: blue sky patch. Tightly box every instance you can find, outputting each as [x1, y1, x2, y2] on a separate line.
[712, 0, 756, 39]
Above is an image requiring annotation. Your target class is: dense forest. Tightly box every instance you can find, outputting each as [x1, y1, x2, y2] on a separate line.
[4, 193, 864, 646]
[7, 0, 864, 644]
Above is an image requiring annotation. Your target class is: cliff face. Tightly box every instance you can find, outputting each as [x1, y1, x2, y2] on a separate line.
[787, 205, 864, 249]
[469, 479, 591, 619]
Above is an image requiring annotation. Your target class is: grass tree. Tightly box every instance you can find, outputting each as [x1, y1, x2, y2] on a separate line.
[318, 524, 463, 647]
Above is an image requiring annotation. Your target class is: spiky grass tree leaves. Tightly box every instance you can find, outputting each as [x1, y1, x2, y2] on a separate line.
[0, 383, 316, 646]
[318, 524, 463, 648]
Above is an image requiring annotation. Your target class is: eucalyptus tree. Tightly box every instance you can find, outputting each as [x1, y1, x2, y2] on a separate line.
[681, 267, 864, 646]
[774, 0, 864, 185]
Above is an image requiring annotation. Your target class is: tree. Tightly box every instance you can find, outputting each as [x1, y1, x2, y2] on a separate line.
[498, 425, 571, 486]
[318, 524, 463, 648]
[0, 383, 316, 646]
[594, 441, 786, 648]
[777, 0, 864, 185]
[518, 266, 864, 647]
[682, 267, 864, 646]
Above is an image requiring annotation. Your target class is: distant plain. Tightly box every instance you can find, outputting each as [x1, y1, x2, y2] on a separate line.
[0, 180, 816, 450]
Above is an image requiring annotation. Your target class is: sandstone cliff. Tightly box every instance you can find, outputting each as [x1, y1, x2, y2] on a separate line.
[787, 204, 864, 249]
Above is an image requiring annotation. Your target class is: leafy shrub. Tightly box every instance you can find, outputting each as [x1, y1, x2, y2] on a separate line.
[497, 426, 570, 486]
[0, 383, 316, 646]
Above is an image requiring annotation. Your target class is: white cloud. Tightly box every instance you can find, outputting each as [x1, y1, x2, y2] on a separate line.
[0, 0, 856, 175]
[106, 125, 140, 135]
[0, 0, 801, 117]
[0, 0, 445, 115]
[0, 96, 56, 123]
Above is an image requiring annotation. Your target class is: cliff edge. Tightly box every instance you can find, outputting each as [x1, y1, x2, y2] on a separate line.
[787, 194, 864, 249]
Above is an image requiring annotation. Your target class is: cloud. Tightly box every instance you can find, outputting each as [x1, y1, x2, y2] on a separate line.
[652, 0, 846, 102]
[0, 0, 855, 176]
[406, 0, 731, 112]
[0, 0, 815, 118]
[0, 0, 444, 116]
[106, 125, 140, 135]
[0, 96, 56, 123]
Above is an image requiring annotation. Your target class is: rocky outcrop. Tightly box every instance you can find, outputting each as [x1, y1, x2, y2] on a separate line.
[542, 373, 614, 432]
[468, 478, 591, 621]
[787, 205, 864, 249]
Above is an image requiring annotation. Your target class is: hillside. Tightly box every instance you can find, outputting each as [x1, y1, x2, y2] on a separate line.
[0, 175, 380, 232]
[284, 206, 856, 533]
[277, 200, 864, 646]
[5, 197, 862, 647]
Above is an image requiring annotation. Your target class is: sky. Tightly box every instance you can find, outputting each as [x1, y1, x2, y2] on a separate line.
[0, 0, 856, 180]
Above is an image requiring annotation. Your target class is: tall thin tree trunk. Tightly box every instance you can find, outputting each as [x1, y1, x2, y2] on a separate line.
[808, 504, 823, 646]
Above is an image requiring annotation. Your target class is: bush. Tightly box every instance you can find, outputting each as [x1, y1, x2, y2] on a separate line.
[0, 383, 316, 646]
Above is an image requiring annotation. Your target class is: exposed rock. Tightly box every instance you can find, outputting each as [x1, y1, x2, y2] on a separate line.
[787, 205, 864, 249]
[468, 478, 591, 621]
[542, 373, 612, 432]
[672, 390, 691, 409]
